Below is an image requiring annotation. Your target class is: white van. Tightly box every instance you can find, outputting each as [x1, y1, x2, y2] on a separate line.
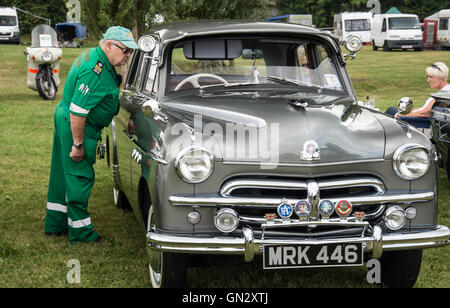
[371, 13, 423, 51]
[334, 12, 372, 44]
[437, 9, 450, 49]
[0, 7, 20, 44]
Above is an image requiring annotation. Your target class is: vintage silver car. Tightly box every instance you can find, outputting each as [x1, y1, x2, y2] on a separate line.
[430, 91, 450, 180]
[104, 21, 450, 288]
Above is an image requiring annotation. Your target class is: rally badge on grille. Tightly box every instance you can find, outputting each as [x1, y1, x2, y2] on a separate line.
[335, 200, 352, 218]
[277, 199, 293, 219]
[319, 200, 334, 219]
[294, 201, 311, 219]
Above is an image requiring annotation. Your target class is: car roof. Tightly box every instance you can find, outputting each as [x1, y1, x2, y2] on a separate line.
[146, 20, 324, 43]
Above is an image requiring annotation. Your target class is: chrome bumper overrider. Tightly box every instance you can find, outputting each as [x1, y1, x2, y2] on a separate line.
[146, 225, 450, 262]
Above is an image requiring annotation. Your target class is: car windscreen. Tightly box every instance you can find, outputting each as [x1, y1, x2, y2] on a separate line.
[388, 17, 420, 30]
[166, 37, 345, 94]
[0, 15, 17, 26]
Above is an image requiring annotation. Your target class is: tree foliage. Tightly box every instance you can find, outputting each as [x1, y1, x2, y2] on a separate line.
[276, 0, 450, 28]
[3, 0, 450, 35]
[0, 0, 67, 33]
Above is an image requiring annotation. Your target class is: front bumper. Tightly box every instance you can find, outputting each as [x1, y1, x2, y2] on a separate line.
[147, 224, 450, 262]
[386, 39, 423, 49]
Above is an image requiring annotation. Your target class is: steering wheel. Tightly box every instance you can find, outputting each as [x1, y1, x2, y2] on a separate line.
[174, 73, 229, 91]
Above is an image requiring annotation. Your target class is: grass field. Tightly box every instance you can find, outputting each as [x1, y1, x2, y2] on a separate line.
[0, 41, 449, 288]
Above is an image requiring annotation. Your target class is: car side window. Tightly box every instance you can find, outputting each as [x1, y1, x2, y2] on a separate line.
[125, 51, 143, 90]
[144, 44, 160, 95]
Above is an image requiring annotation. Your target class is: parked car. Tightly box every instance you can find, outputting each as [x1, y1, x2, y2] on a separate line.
[430, 91, 450, 179]
[104, 21, 449, 288]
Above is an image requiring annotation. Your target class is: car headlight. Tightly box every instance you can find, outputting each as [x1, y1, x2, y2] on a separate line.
[393, 144, 430, 180]
[175, 146, 214, 183]
[42, 51, 52, 62]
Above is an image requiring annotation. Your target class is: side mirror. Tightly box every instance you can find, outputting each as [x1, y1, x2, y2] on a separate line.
[142, 99, 168, 122]
[341, 35, 363, 60]
[397, 97, 414, 115]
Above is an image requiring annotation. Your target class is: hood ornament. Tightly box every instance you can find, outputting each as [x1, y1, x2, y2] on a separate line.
[300, 140, 320, 161]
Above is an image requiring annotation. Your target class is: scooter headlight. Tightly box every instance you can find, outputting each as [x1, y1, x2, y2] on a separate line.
[175, 146, 214, 183]
[393, 144, 430, 180]
[42, 51, 52, 62]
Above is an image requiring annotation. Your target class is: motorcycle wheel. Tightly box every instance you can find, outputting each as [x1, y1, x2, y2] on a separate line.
[37, 73, 57, 100]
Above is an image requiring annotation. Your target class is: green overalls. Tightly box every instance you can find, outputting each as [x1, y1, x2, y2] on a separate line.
[44, 46, 120, 243]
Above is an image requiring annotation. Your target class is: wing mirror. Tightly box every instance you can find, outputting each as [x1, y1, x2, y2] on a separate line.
[342, 35, 363, 60]
[142, 99, 168, 122]
[397, 97, 414, 115]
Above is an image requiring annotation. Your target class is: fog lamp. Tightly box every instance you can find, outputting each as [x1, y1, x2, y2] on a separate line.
[187, 210, 201, 225]
[384, 206, 406, 230]
[214, 208, 239, 233]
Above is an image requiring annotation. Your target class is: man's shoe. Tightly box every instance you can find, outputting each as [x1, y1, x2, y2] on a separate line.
[45, 230, 68, 236]
[93, 236, 106, 243]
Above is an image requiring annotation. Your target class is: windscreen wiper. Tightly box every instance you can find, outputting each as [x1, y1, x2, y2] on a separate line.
[267, 76, 323, 90]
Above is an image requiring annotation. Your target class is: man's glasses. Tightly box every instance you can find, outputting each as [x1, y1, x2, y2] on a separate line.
[112, 43, 133, 55]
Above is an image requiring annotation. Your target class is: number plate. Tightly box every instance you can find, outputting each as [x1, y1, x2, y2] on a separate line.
[263, 243, 363, 269]
[402, 45, 413, 49]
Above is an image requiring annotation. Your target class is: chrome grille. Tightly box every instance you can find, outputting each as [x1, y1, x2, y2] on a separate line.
[219, 175, 386, 228]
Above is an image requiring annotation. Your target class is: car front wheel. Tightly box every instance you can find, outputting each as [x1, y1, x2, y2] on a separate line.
[147, 206, 187, 288]
[379, 249, 423, 288]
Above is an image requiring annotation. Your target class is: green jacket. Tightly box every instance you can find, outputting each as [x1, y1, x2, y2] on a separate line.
[62, 46, 120, 130]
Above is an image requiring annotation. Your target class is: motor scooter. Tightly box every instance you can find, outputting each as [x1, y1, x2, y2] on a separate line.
[24, 24, 62, 100]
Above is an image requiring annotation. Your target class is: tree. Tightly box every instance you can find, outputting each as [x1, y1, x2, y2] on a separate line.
[276, 0, 450, 27]
[0, 0, 67, 33]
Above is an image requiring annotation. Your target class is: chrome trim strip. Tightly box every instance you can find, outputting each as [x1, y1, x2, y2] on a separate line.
[222, 158, 385, 167]
[146, 225, 450, 261]
[168, 191, 434, 208]
[219, 176, 386, 197]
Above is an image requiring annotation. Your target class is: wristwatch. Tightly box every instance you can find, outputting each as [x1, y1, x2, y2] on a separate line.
[73, 142, 83, 149]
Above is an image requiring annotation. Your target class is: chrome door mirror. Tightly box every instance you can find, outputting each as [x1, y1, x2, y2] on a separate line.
[397, 97, 414, 115]
[142, 98, 168, 122]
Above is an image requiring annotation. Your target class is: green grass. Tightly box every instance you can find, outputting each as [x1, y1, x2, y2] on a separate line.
[0, 42, 448, 288]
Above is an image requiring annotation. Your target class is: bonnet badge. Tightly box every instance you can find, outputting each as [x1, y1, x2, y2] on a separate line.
[300, 140, 320, 161]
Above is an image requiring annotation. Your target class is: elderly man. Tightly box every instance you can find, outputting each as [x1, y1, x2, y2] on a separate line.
[44, 26, 138, 243]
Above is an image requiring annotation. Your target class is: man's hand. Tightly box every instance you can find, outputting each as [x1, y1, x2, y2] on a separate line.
[70, 145, 85, 162]
[70, 113, 86, 162]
